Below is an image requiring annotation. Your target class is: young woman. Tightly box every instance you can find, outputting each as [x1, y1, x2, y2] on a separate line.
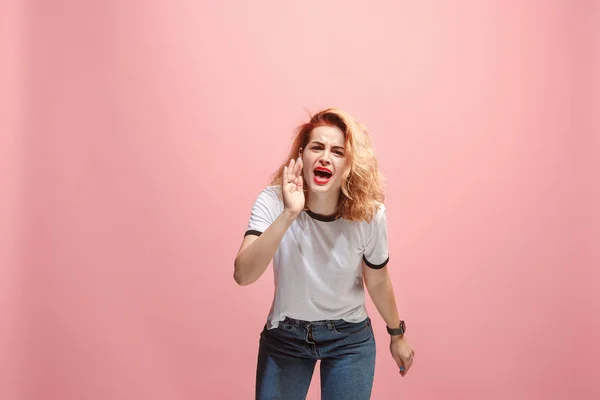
[234, 108, 415, 400]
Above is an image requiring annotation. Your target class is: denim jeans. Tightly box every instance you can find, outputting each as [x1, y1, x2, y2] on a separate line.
[255, 316, 376, 400]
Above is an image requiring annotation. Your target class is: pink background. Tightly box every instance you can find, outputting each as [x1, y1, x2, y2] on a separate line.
[2, 0, 599, 399]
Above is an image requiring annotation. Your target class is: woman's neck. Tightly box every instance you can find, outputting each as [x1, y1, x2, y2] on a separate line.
[306, 191, 340, 217]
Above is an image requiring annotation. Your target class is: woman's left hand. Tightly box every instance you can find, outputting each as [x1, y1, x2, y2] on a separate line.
[390, 336, 415, 377]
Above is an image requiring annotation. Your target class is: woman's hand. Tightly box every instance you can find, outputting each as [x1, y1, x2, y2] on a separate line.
[282, 156, 305, 215]
[390, 336, 415, 377]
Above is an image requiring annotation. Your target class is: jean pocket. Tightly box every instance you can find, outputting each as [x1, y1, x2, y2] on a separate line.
[332, 318, 372, 336]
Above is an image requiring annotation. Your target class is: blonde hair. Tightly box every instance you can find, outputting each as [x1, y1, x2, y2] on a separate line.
[271, 108, 385, 222]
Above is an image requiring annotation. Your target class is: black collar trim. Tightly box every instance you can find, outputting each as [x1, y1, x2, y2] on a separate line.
[305, 209, 340, 222]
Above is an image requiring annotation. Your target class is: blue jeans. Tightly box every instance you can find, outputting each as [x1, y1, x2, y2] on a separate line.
[255, 316, 376, 400]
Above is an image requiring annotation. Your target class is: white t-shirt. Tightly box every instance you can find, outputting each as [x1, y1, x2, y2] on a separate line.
[245, 186, 389, 329]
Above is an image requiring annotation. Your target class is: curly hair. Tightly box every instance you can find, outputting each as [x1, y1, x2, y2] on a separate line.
[270, 108, 385, 222]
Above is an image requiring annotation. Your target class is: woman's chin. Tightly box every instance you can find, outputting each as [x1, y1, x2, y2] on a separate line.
[307, 182, 340, 195]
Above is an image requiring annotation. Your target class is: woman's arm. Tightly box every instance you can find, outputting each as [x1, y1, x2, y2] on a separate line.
[235, 157, 305, 286]
[364, 264, 415, 376]
[363, 265, 402, 330]
[233, 209, 298, 286]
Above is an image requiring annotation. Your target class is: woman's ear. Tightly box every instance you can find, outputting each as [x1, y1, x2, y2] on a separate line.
[298, 147, 303, 158]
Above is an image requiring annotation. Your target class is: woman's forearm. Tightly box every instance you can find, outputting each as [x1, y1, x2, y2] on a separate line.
[234, 209, 298, 286]
[366, 274, 402, 330]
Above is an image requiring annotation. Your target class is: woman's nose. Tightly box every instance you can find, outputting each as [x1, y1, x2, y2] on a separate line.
[319, 150, 331, 164]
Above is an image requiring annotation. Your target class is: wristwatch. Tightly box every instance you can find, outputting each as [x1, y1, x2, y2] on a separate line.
[386, 320, 406, 336]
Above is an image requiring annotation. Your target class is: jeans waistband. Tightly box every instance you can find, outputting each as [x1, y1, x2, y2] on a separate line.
[281, 316, 369, 328]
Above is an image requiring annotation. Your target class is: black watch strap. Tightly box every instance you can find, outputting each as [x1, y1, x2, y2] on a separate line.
[386, 320, 406, 336]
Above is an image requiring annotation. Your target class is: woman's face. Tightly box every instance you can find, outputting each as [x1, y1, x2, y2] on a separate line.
[301, 125, 348, 195]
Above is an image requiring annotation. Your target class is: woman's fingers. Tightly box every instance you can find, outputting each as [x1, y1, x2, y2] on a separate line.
[284, 159, 295, 188]
[289, 158, 296, 177]
[295, 174, 303, 189]
[294, 157, 303, 178]
[399, 353, 414, 376]
[283, 157, 303, 192]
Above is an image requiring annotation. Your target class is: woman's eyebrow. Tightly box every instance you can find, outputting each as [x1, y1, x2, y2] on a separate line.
[309, 141, 345, 149]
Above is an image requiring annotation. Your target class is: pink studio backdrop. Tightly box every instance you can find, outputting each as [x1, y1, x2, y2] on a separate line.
[2, 1, 599, 399]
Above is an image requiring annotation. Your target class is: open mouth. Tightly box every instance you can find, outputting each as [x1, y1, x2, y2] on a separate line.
[313, 167, 332, 185]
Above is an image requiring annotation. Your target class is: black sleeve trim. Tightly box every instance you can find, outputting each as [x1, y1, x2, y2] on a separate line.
[363, 255, 389, 269]
[244, 230, 263, 237]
